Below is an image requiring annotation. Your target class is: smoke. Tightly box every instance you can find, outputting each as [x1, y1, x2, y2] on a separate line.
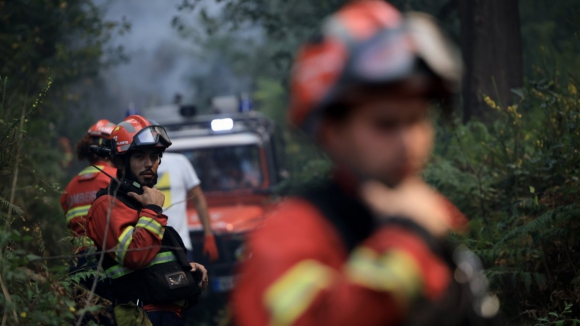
[76, 0, 256, 123]
[97, 0, 196, 117]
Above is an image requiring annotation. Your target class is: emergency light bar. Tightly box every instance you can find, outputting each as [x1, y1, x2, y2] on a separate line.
[211, 118, 234, 131]
[211, 94, 253, 114]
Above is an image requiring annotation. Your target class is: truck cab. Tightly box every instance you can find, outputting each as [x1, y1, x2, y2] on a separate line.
[143, 102, 284, 297]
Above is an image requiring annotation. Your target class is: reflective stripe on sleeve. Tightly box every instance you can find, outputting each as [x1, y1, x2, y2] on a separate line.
[105, 263, 133, 279]
[135, 216, 165, 239]
[147, 251, 175, 266]
[264, 260, 334, 326]
[105, 251, 178, 279]
[66, 205, 91, 222]
[115, 226, 134, 264]
[78, 165, 104, 175]
[345, 246, 422, 307]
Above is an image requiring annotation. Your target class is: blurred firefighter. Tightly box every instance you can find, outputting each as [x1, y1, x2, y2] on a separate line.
[232, 1, 498, 325]
[86, 115, 208, 326]
[61, 119, 117, 325]
[156, 152, 219, 262]
[61, 119, 117, 240]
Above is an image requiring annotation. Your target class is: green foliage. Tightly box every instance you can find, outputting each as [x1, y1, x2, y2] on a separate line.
[1, 0, 127, 251]
[0, 227, 78, 325]
[424, 70, 580, 323]
[251, 78, 331, 195]
[535, 303, 580, 326]
[0, 1, 126, 324]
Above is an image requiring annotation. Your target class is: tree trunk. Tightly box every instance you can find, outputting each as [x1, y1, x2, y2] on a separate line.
[459, 0, 523, 122]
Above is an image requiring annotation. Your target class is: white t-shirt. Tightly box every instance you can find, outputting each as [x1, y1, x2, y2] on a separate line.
[156, 153, 200, 251]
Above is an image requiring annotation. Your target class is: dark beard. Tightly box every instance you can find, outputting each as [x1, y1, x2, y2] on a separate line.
[128, 169, 158, 188]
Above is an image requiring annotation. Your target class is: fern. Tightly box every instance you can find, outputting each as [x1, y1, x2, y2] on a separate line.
[495, 205, 580, 246]
[67, 269, 98, 285]
[0, 196, 24, 216]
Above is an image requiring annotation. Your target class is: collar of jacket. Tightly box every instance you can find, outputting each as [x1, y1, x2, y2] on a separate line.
[299, 178, 376, 252]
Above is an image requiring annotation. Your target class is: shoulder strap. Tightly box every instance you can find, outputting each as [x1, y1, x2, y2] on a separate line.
[163, 226, 190, 267]
[298, 180, 375, 252]
[94, 180, 141, 211]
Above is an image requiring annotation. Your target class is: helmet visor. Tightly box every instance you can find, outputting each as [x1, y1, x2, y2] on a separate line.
[133, 125, 172, 148]
[349, 12, 461, 86]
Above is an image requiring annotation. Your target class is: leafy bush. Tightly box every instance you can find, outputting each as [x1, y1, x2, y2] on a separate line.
[0, 2, 127, 324]
[0, 75, 115, 325]
[425, 73, 580, 324]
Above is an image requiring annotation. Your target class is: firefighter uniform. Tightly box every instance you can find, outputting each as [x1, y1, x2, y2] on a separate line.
[61, 161, 116, 238]
[85, 115, 204, 324]
[86, 185, 187, 316]
[232, 179, 465, 325]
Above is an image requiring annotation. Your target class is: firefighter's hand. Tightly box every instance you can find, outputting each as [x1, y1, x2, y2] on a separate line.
[128, 186, 165, 207]
[361, 177, 451, 237]
[190, 262, 209, 291]
[203, 234, 219, 262]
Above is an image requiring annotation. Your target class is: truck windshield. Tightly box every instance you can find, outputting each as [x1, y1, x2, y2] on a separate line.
[178, 145, 263, 192]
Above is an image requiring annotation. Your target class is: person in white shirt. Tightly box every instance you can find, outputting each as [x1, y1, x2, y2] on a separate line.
[156, 152, 219, 261]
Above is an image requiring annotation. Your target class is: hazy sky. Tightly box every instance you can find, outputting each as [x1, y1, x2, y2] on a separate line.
[100, 0, 198, 117]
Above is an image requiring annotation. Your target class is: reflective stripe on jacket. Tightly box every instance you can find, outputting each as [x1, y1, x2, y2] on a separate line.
[60, 162, 116, 237]
[232, 180, 453, 326]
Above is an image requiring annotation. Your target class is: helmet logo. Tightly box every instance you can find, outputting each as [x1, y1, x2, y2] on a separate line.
[356, 31, 413, 81]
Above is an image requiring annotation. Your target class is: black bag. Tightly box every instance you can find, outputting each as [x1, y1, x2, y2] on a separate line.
[106, 227, 202, 305]
[144, 227, 202, 305]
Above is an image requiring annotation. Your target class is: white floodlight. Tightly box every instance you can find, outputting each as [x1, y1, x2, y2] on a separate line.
[211, 118, 234, 131]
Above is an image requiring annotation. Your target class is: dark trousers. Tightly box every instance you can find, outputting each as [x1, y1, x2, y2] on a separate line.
[146, 311, 184, 326]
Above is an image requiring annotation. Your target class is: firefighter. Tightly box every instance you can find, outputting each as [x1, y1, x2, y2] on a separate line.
[61, 119, 117, 240]
[231, 1, 498, 325]
[86, 115, 208, 326]
[61, 119, 117, 325]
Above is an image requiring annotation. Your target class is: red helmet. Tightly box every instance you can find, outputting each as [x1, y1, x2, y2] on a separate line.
[109, 115, 172, 155]
[288, 0, 462, 134]
[86, 119, 116, 147]
[87, 119, 116, 138]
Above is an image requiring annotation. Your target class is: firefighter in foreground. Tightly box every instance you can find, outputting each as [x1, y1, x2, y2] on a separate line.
[86, 115, 208, 326]
[232, 1, 499, 325]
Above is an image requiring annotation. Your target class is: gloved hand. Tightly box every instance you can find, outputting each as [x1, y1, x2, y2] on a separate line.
[203, 234, 219, 262]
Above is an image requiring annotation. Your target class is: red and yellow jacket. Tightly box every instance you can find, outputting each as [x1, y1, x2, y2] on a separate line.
[60, 162, 116, 237]
[86, 195, 167, 270]
[232, 180, 465, 326]
[86, 187, 186, 315]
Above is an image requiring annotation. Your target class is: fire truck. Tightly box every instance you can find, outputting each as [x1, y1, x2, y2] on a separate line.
[143, 97, 285, 316]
